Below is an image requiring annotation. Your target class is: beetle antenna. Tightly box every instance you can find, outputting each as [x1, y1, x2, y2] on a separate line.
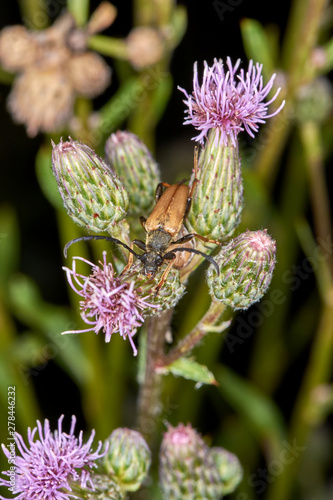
[64, 235, 142, 260]
[171, 247, 220, 275]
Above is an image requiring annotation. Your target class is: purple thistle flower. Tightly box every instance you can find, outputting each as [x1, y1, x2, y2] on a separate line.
[62, 251, 158, 356]
[178, 57, 285, 146]
[0, 415, 106, 500]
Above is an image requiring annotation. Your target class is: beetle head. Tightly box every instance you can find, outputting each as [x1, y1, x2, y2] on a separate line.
[141, 251, 164, 279]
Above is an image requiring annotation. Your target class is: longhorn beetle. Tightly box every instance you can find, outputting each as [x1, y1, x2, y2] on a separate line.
[64, 149, 220, 293]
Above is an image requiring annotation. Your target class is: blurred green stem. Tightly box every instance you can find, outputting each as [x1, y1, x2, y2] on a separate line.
[19, 0, 48, 29]
[299, 122, 333, 275]
[249, 135, 308, 392]
[282, 0, 329, 89]
[256, 0, 328, 188]
[67, 0, 89, 26]
[88, 35, 128, 59]
[267, 285, 333, 500]
[133, 0, 174, 26]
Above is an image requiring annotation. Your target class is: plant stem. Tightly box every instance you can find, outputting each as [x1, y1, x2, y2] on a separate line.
[283, 0, 329, 90]
[299, 122, 333, 275]
[19, 0, 49, 29]
[256, 0, 328, 188]
[136, 309, 173, 446]
[267, 285, 333, 500]
[88, 35, 128, 59]
[160, 299, 230, 367]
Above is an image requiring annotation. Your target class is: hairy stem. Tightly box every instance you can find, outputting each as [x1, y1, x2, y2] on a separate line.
[136, 309, 173, 446]
[267, 285, 333, 500]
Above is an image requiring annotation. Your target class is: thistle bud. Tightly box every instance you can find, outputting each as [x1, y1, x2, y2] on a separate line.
[105, 131, 160, 216]
[207, 230, 276, 310]
[81, 474, 125, 500]
[210, 447, 243, 495]
[124, 261, 186, 314]
[51, 138, 129, 234]
[102, 428, 151, 492]
[186, 128, 243, 241]
[295, 77, 333, 124]
[159, 424, 223, 500]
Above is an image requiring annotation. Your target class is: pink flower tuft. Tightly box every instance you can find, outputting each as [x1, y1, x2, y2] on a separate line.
[178, 57, 285, 146]
[62, 252, 158, 355]
[0, 415, 106, 500]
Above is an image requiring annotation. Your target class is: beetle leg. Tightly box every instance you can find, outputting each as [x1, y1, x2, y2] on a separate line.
[172, 232, 221, 247]
[184, 147, 199, 219]
[139, 216, 147, 231]
[119, 241, 136, 276]
[191, 233, 222, 246]
[133, 239, 147, 252]
[171, 233, 195, 245]
[153, 253, 176, 295]
[155, 182, 172, 202]
[183, 189, 196, 220]
[119, 240, 145, 276]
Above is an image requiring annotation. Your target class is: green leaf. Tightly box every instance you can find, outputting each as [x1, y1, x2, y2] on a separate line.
[240, 18, 276, 78]
[0, 205, 19, 285]
[169, 5, 188, 48]
[150, 73, 173, 126]
[215, 365, 286, 455]
[8, 273, 91, 386]
[159, 357, 217, 386]
[35, 143, 65, 211]
[99, 76, 147, 137]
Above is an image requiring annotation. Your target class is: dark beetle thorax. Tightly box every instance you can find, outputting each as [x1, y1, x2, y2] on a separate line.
[146, 229, 172, 253]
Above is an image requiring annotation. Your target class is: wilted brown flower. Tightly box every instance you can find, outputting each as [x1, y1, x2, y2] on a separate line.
[0, 8, 113, 137]
[127, 27, 164, 70]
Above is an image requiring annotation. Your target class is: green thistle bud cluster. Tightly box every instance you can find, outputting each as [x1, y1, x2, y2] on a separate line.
[105, 130, 160, 216]
[186, 128, 243, 241]
[210, 447, 243, 495]
[83, 474, 125, 500]
[295, 77, 333, 124]
[159, 423, 225, 500]
[124, 261, 186, 315]
[207, 230, 276, 310]
[51, 138, 129, 234]
[102, 428, 151, 493]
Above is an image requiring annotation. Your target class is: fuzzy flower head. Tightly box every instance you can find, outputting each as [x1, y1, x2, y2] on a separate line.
[0, 8, 113, 137]
[179, 57, 285, 146]
[0, 415, 106, 500]
[63, 252, 158, 356]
